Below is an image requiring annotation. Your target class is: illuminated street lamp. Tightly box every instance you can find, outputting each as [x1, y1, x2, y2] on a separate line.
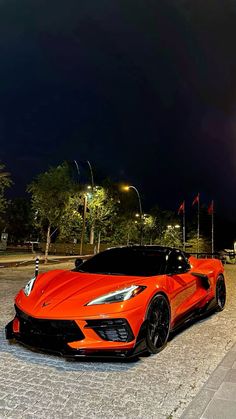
[73, 160, 94, 191]
[86, 161, 95, 245]
[74, 160, 95, 246]
[123, 185, 143, 245]
[79, 186, 94, 255]
[73, 160, 80, 182]
[87, 160, 94, 191]
[80, 192, 88, 256]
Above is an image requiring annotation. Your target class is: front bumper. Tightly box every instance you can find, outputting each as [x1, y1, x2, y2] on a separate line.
[5, 306, 147, 359]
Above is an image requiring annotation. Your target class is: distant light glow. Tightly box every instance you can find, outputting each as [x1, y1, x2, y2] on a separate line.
[123, 186, 130, 191]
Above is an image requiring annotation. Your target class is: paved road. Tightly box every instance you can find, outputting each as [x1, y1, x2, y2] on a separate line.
[0, 263, 235, 418]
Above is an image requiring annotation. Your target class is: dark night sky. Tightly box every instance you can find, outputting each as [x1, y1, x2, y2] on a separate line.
[1, 1, 236, 222]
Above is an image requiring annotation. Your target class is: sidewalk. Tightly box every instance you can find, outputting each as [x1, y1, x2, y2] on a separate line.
[0, 253, 90, 267]
[181, 342, 236, 418]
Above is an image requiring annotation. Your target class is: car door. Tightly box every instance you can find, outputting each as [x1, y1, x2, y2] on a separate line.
[166, 250, 206, 321]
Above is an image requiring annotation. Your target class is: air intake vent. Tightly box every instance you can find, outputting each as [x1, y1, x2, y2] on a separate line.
[85, 318, 134, 342]
[14, 305, 84, 351]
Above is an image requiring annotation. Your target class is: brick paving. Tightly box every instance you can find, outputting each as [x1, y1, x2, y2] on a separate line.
[0, 262, 235, 418]
[181, 342, 236, 418]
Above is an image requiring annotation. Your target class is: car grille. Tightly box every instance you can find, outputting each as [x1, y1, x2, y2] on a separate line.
[85, 318, 134, 342]
[15, 305, 84, 351]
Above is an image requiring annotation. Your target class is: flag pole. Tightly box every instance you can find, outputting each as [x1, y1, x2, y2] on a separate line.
[178, 201, 185, 251]
[197, 193, 200, 255]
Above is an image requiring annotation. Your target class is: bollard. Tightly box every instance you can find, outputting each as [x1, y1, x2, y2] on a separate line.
[35, 256, 39, 277]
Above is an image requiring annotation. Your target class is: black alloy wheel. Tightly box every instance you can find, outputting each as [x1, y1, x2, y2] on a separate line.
[145, 294, 170, 354]
[216, 275, 226, 312]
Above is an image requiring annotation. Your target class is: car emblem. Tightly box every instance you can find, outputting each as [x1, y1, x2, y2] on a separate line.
[42, 301, 51, 307]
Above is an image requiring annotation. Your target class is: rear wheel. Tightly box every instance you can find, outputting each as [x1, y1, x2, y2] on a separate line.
[145, 294, 170, 354]
[215, 275, 226, 312]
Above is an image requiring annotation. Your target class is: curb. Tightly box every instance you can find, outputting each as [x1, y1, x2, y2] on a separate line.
[0, 255, 91, 268]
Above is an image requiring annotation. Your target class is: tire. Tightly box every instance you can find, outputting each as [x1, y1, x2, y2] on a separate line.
[145, 294, 170, 354]
[215, 275, 226, 312]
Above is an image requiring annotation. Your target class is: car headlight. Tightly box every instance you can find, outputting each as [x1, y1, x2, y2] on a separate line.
[23, 277, 36, 296]
[86, 285, 146, 306]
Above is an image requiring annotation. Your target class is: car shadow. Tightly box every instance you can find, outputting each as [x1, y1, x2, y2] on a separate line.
[1, 310, 218, 371]
[168, 309, 217, 341]
[0, 328, 139, 372]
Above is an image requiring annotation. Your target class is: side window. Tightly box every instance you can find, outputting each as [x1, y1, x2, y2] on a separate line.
[166, 251, 190, 274]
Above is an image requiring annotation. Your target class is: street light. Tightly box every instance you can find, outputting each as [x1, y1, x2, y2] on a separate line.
[86, 160, 95, 245]
[87, 160, 94, 191]
[123, 185, 143, 245]
[74, 160, 96, 247]
[73, 160, 80, 183]
[73, 160, 94, 191]
[80, 192, 88, 256]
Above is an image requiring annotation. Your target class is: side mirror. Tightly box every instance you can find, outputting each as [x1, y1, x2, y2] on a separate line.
[75, 258, 84, 268]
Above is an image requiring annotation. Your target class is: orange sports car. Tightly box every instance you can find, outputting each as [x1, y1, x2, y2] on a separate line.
[6, 246, 226, 359]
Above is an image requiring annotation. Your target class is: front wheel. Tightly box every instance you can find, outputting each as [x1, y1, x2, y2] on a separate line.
[215, 275, 226, 312]
[145, 294, 170, 354]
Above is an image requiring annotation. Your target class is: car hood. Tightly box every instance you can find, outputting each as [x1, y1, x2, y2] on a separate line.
[16, 269, 147, 318]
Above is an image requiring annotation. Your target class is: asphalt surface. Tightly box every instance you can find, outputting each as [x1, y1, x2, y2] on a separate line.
[0, 262, 235, 418]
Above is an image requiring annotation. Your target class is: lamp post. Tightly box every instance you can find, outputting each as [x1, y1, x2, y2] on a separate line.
[124, 185, 143, 245]
[73, 160, 94, 190]
[80, 193, 88, 255]
[73, 160, 80, 182]
[74, 160, 96, 247]
[87, 160, 94, 191]
[87, 160, 95, 245]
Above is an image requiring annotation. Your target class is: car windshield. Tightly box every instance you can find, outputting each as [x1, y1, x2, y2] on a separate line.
[76, 247, 168, 276]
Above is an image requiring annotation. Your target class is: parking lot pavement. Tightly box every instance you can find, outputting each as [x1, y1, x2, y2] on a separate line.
[0, 263, 236, 418]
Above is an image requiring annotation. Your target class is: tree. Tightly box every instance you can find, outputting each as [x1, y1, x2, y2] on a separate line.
[112, 215, 140, 245]
[162, 226, 182, 248]
[186, 236, 211, 254]
[0, 162, 12, 231]
[5, 198, 35, 243]
[86, 187, 117, 248]
[150, 207, 180, 245]
[27, 163, 74, 262]
[58, 195, 83, 242]
[142, 214, 156, 244]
